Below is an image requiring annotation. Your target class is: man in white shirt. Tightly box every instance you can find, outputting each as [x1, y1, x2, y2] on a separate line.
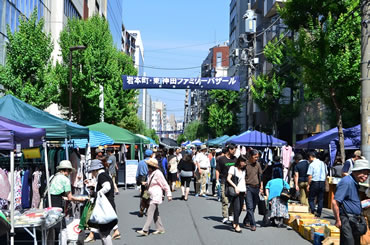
[195, 145, 210, 197]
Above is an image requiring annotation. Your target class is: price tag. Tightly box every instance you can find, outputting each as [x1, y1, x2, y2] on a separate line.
[16, 144, 21, 153]
[29, 139, 34, 148]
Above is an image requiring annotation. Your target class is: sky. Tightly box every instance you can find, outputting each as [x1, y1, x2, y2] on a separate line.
[123, 1, 230, 121]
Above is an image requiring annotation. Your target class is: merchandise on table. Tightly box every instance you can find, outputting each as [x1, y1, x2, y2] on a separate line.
[324, 225, 340, 238]
[288, 203, 309, 213]
[322, 236, 339, 245]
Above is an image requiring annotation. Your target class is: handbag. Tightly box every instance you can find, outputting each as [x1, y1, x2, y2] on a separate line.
[180, 170, 193, 177]
[89, 192, 117, 224]
[280, 178, 290, 202]
[341, 204, 368, 236]
[258, 193, 267, 215]
[142, 173, 156, 201]
[226, 167, 238, 197]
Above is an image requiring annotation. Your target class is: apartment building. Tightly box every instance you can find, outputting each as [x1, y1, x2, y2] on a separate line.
[152, 101, 167, 138]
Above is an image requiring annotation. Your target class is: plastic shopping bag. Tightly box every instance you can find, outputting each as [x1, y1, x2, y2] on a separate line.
[79, 201, 93, 229]
[89, 192, 117, 224]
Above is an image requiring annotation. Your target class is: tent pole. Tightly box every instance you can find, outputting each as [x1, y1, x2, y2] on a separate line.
[65, 138, 69, 160]
[10, 150, 15, 245]
[43, 142, 52, 207]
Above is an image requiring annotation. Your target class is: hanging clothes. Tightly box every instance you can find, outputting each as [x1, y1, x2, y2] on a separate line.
[0, 168, 10, 201]
[70, 151, 80, 187]
[14, 171, 22, 209]
[31, 171, 41, 208]
[21, 169, 31, 209]
[282, 145, 293, 168]
[263, 148, 273, 164]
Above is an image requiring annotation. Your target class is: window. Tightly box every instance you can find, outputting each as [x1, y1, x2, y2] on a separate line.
[64, 0, 81, 19]
[216, 52, 222, 67]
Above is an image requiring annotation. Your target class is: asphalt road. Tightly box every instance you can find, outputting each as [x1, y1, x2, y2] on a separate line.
[87, 186, 312, 245]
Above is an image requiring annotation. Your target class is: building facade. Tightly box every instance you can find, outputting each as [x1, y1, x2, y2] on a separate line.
[107, 0, 122, 50]
[152, 101, 167, 138]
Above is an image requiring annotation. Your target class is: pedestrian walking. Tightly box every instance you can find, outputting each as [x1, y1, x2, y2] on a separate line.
[332, 159, 370, 245]
[226, 155, 247, 233]
[216, 143, 237, 223]
[48, 160, 87, 245]
[210, 149, 217, 196]
[307, 151, 328, 217]
[342, 150, 362, 177]
[195, 145, 211, 197]
[265, 176, 290, 228]
[243, 149, 263, 231]
[87, 159, 120, 244]
[178, 153, 195, 200]
[136, 158, 172, 236]
[293, 153, 310, 205]
[168, 148, 178, 192]
[107, 149, 119, 195]
[136, 149, 152, 217]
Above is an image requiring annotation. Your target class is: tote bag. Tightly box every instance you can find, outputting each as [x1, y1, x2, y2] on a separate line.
[89, 192, 117, 224]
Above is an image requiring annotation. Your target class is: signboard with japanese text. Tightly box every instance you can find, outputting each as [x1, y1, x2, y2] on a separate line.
[122, 75, 240, 91]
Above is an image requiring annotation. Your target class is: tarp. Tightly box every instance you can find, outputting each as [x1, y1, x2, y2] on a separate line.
[0, 95, 89, 140]
[207, 135, 229, 147]
[228, 130, 287, 147]
[191, 139, 203, 146]
[295, 127, 339, 149]
[71, 130, 114, 148]
[88, 122, 149, 144]
[0, 116, 46, 150]
[160, 138, 178, 148]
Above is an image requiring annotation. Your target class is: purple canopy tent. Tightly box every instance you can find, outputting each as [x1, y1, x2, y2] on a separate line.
[0, 116, 47, 245]
[295, 127, 339, 149]
[228, 130, 287, 147]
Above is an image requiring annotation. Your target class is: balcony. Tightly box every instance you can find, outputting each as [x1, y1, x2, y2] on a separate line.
[265, 0, 286, 18]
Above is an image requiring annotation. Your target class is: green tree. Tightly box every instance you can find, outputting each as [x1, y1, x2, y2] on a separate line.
[184, 121, 207, 141]
[280, 0, 361, 161]
[251, 35, 303, 135]
[205, 90, 241, 137]
[104, 51, 138, 125]
[0, 9, 57, 109]
[177, 134, 187, 145]
[57, 15, 119, 125]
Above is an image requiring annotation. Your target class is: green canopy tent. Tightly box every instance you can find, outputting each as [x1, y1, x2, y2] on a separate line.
[0, 95, 89, 140]
[206, 135, 229, 147]
[87, 122, 149, 159]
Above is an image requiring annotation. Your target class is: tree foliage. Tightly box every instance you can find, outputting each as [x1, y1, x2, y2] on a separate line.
[280, 0, 361, 160]
[177, 134, 187, 145]
[184, 121, 207, 141]
[0, 9, 57, 109]
[205, 90, 241, 137]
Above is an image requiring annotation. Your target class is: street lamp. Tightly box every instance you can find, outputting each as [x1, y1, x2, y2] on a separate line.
[69, 45, 87, 120]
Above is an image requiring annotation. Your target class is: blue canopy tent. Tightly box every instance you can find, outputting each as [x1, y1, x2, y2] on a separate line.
[207, 135, 229, 147]
[228, 130, 287, 147]
[0, 116, 47, 245]
[191, 139, 203, 146]
[295, 127, 339, 149]
[71, 130, 114, 148]
[329, 125, 361, 166]
[181, 140, 191, 147]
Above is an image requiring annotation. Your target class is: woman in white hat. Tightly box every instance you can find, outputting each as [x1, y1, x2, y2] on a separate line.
[136, 158, 172, 236]
[88, 159, 120, 244]
[49, 160, 87, 245]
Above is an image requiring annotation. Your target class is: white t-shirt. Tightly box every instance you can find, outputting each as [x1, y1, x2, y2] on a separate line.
[195, 152, 210, 169]
[228, 166, 246, 192]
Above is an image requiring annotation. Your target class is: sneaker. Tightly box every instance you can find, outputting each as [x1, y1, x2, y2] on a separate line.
[222, 218, 228, 224]
[213, 194, 218, 197]
[136, 230, 149, 236]
[152, 230, 165, 235]
[195, 194, 199, 197]
[229, 216, 234, 222]
[201, 194, 207, 197]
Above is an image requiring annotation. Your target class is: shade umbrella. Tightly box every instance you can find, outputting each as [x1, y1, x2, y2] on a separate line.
[191, 139, 203, 146]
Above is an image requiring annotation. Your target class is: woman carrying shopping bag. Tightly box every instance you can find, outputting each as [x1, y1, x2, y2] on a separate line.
[88, 159, 120, 244]
[136, 158, 172, 236]
[226, 155, 247, 233]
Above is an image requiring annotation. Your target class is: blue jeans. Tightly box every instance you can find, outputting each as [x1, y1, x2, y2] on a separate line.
[308, 181, 325, 216]
[243, 186, 259, 226]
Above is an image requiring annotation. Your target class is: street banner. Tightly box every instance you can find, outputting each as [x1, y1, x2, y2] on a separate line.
[122, 75, 240, 91]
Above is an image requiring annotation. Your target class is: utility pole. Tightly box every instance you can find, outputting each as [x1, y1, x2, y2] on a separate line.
[361, 0, 370, 161]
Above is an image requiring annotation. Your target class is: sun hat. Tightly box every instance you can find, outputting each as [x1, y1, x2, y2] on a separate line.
[145, 158, 159, 169]
[145, 149, 153, 157]
[352, 159, 370, 172]
[200, 145, 207, 151]
[354, 150, 362, 157]
[88, 159, 105, 172]
[56, 160, 75, 171]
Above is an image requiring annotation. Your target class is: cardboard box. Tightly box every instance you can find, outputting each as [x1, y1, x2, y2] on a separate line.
[304, 226, 312, 241]
[288, 204, 310, 213]
[286, 212, 315, 226]
[324, 225, 340, 238]
[322, 237, 340, 245]
[310, 226, 325, 241]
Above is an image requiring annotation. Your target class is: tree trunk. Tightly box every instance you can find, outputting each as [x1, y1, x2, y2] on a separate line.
[330, 88, 345, 162]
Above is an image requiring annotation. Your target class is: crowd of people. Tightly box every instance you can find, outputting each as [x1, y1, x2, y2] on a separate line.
[135, 144, 370, 245]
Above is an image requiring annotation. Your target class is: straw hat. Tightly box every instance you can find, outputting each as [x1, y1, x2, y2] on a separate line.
[56, 160, 75, 172]
[200, 144, 207, 151]
[145, 158, 159, 169]
[352, 159, 370, 172]
[88, 159, 105, 172]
